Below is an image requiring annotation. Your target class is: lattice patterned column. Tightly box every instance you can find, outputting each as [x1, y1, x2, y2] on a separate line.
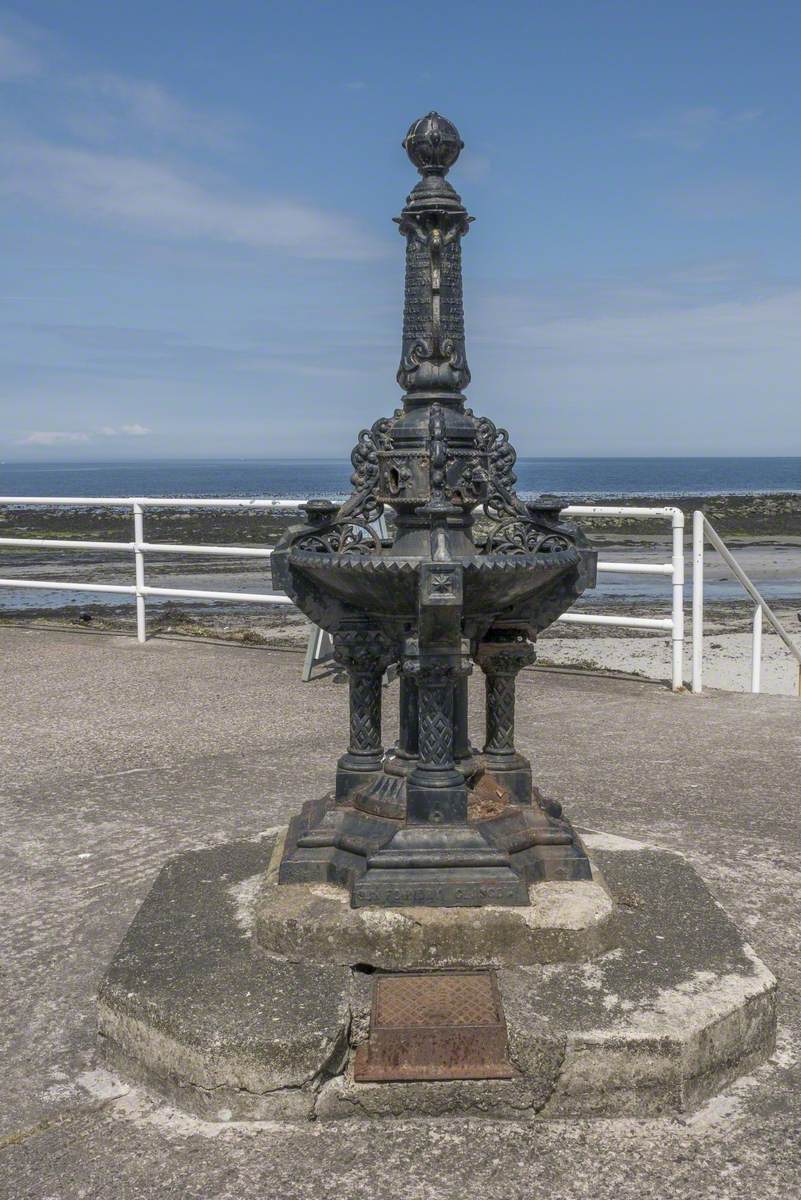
[334, 626, 393, 774]
[417, 665, 456, 770]
[402, 654, 471, 824]
[476, 636, 536, 762]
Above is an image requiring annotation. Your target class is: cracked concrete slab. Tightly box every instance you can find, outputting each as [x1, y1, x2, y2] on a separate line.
[96, 829, 775, 1122]
[97, 836, 352, 1121]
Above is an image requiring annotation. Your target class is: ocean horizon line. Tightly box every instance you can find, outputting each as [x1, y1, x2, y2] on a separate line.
[4, 454, 801, 467]
[2, 456, 799, 502]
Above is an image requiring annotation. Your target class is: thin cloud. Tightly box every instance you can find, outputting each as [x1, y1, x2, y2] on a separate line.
[86, 73, 218, 133]
[18, 431, 90, 446]
[1, 15, 234, 146]
[668, 176, 782, 219]
[18, 423, 151, 445]
[634, 106, 763, 151]
[65, 72, 239, 147]
[457, 151, 490, 182]
[0, 29, 42, 80]
[98, 423, 151, 436]
[0, 139, 387, 260]
[0, 17, 383, 259]
[468, 279, 801, 454]
[667, 260, 744, 286]
[480, 283, 801, 362]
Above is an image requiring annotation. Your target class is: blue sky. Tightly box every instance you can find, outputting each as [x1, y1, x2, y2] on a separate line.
[2, 0, 801, 460]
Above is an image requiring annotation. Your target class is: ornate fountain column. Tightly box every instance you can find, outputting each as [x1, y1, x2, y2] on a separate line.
[404, 656, 469, 824]
[476, 631, 537, 803]
[333, 623, 393, 797]
[98, 112, 777, 1123]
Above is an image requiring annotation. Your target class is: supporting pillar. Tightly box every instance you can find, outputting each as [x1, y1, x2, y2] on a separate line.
[333, 625, 393, 800]
[406, 659, 468, 824]
[452, 674, 473, 767]
[476, 632, 536, 804]
[382, 672, 419, 793]
[395, 673, 419, 760]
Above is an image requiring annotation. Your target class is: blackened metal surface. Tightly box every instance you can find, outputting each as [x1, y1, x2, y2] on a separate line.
[353, 971, 517, 1082]
[352, 865, 529, 909]
[272, 112, 597, 906]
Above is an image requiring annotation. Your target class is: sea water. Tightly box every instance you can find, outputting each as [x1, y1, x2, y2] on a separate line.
[2, 456, 801, 499]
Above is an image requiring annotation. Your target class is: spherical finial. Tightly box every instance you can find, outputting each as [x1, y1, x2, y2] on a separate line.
[403, 112, 464, 175]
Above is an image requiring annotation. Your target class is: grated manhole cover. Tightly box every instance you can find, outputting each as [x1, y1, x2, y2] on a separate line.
[354, 971, 517, 1082]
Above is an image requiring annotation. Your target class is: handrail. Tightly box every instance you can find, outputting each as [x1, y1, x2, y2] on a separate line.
[561, 504, 685, 691]
[0, 494, 298, 640]
[0, 495, 686, 687]
[0, 496, 307, 509]
[691, 510, 801, 695]
[7, 498, 797, 694]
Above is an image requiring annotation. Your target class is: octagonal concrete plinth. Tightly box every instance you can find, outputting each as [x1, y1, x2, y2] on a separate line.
[97, 830, 776, 1123]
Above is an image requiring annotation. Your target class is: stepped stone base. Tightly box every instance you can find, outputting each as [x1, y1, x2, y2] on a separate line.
[97, 830, 777, 1123]
[256, 828, 616, 968]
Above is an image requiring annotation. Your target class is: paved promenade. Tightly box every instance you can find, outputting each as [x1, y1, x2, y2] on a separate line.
[1, 625, 800, 1199]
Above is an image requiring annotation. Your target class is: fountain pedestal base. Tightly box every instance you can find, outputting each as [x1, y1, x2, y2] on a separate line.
[96, 828, 777, 1123]
[278, 784, 592, 907]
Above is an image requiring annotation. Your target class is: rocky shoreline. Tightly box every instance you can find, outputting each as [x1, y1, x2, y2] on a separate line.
[2, 490, 800, 543]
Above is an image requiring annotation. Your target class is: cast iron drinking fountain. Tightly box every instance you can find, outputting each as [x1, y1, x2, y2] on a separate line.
[97, 113, 776, 1117]
[272, 112, 597, 909]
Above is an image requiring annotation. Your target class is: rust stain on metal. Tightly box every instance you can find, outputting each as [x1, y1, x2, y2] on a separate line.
[467, 770, 512, 821]
[353, 971, 517, 1082]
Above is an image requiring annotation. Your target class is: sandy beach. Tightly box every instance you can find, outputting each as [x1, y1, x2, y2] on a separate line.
[540, 600, 801, 695]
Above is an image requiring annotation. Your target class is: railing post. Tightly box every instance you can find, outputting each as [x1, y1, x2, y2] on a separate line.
[671, 509, 685, 691]
[691, 510, 704, 694]
[751, 605, 762, 694]
[133, 501, 146, 643]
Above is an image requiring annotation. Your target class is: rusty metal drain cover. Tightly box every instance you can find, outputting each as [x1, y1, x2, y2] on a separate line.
[353, 971, 517, 1082]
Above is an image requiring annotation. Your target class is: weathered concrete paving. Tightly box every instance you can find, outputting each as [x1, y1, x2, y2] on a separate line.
[1, 625, 800, 1198]
[96, 832, 775, 1120]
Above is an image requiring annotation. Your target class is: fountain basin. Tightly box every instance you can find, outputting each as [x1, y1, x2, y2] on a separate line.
[287, 545, 583, 620]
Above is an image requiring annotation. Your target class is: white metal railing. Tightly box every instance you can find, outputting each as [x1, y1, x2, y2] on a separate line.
[0, 496, 305, 643]
[0, 495, 686, 689]
[691, 510, 801, 696]
[6, 497, 796, 695]
[559, 505, 685, 691]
